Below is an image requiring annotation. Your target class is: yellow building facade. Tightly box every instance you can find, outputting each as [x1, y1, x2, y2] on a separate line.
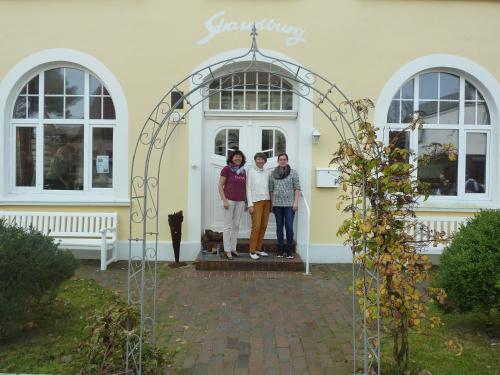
[0, 0, 499, 262]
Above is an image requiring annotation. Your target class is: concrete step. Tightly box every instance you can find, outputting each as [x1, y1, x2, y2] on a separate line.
[195, 250, 305, 272]
[203, 239, 296, 254]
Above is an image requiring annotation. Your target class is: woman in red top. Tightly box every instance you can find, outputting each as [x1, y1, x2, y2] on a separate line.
[218, 150, 247, 259]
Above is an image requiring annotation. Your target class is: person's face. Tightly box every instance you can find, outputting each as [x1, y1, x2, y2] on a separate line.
[232, 154, 243, 166]
[278, 155, 288, 168]
[255, 156, 266, 169]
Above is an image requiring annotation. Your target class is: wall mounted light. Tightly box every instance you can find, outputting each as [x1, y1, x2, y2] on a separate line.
[312, 128, 321, 144]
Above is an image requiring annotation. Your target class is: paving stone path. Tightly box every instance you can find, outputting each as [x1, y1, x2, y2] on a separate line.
[77, 262, 356, 375]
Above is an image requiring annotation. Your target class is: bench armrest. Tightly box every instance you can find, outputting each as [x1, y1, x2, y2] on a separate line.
[99, 226, 117, 235]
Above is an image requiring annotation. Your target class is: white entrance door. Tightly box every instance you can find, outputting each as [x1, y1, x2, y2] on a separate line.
[203, 119, 296, 238]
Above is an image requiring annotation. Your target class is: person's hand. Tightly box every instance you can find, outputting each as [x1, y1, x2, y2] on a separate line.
[248, 206, 254, 215]
[244, 204, 249, 212]
[293, 203, 298, 212]
[223, 199, 229, 209]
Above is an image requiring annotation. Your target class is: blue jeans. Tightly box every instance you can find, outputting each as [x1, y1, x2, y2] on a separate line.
[273, 206, 295, 255]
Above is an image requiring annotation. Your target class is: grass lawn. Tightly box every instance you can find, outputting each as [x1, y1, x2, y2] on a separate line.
[0, 277, 126, 374]
[381, 305, 500, 374]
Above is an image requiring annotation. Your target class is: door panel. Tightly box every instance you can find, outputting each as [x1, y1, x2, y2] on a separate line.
[203, 120, 296, 239]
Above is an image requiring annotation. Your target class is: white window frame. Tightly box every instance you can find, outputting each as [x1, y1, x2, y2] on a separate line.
[375, 54, 500, 211]
[0, 49, 129, 205]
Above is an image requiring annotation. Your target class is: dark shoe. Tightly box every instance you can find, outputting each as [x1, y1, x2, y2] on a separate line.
[276, 253, 284, 258]
[231, 251, 239, 257]
[286, 254, 294, 259]
[225, 251, 233, 260]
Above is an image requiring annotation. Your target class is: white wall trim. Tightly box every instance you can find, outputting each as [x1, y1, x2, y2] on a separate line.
[0, 48, 129, 205]
[187, 48, 313, 248]
[374, 54, 500, 210]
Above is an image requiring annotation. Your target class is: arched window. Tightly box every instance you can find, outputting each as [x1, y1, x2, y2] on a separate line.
[11, 67, 116, 192]
[208, 72, 294, 111]
[385, 71, 491, 198]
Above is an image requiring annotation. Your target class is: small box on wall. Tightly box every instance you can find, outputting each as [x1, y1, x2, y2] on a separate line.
[316, 168, 340, 188]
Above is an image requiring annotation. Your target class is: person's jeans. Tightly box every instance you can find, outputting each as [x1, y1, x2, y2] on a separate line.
[273, 206, 295, 256]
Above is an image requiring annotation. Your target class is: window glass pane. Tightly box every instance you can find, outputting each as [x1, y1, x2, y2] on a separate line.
[221, 76, 232, 89]
[270, 74, 281, 89]
[477, 91, 485, 102]
[440, 73, 459, 100]
[282, 91, 293, 110]
[209, 91, 220, 110]
[418, 129, 458, 196]
[419, 73, 438, 100]
[387, 100, 400, 123]
[103, 97, 116, 119]
[90, 75, 102, 96]
[44, 68, 64, 95]
[65, 96, 84, 119]
[477, 103, 490, 125]
[103, 86, 110, 96]
[401, 80, 414, 99]
[258, 91, 269, 110]
[43, 124, 84, 190]
[419, 101, 438, 124]
[92, 128, 113, 188]
[65, 68, 84, 95]
[245, 91, 256, 110]
[262, 129, 273, 153]
[16, 127, 36, 187]
[401, 101, 413, 123]
[439, 101, 459, 124]
[221, 91, 232, 110]
[282, 79, 292, 91]
[233, 91, 244, 110]
[27, 96, 39, 119]
[464, 102, 476, 125]
[270, 91, 281, 110]
[275, 131, 286, 154]
[13, 96, 26, 118]
[246, 72, 256, 90]
[258, 72, 269, 89]
[234, 73, 244, 89]
[465, 133, 486, 193]
[28, 76, 39, 95]
[464, 81, 476, 100]
[209, 79, 220, 90]
[227, 129, 239, 151]
[214, 130, 226, 156]
[90, 97, 102, 119]
[44, 97, 64, 119]
[389, 130, 410, 163]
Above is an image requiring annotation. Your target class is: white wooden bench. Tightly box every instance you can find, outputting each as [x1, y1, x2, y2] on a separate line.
[410, 215, 469, 253]
[0, 211, 118, 271]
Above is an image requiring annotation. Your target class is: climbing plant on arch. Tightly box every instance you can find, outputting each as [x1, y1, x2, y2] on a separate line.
[127, 27, 380, 374]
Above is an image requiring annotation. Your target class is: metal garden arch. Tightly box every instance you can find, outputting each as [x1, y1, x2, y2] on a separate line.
[127, 26, 381, 375]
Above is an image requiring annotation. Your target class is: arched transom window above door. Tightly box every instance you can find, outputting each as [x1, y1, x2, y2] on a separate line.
[385, 71, 492, 198]
[208, 72, 294, 111]
[11, 67, 116, 192]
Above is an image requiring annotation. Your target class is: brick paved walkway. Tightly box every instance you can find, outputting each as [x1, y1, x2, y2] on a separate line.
[77, 263, 355, 375]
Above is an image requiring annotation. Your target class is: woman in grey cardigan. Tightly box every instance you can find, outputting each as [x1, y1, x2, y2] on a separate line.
[269, 153, 301, 259]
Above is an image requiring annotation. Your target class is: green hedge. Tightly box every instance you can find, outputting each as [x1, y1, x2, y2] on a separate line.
[436, 210, 500, 313]
[0, 219, 79, 340]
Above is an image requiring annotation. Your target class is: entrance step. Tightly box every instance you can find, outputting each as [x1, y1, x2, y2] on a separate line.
[195, 250, 305, 271]
[202, 239, 296, 254]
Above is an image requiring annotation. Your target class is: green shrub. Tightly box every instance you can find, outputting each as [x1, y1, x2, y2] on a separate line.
[79, 302, 170, 374]
[0, 219, 79, 340]
[436, 210, 500, 314]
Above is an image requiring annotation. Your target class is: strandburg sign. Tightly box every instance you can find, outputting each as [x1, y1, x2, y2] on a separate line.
[197, 11, 305, 47]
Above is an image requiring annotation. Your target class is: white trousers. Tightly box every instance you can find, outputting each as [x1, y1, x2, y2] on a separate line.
[223, 200, 245, 253]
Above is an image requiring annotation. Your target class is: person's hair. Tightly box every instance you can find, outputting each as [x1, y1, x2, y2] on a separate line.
[253, 152, 267, 162]
[227, 150, 246, 166]
[277, 153, 289, 161]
